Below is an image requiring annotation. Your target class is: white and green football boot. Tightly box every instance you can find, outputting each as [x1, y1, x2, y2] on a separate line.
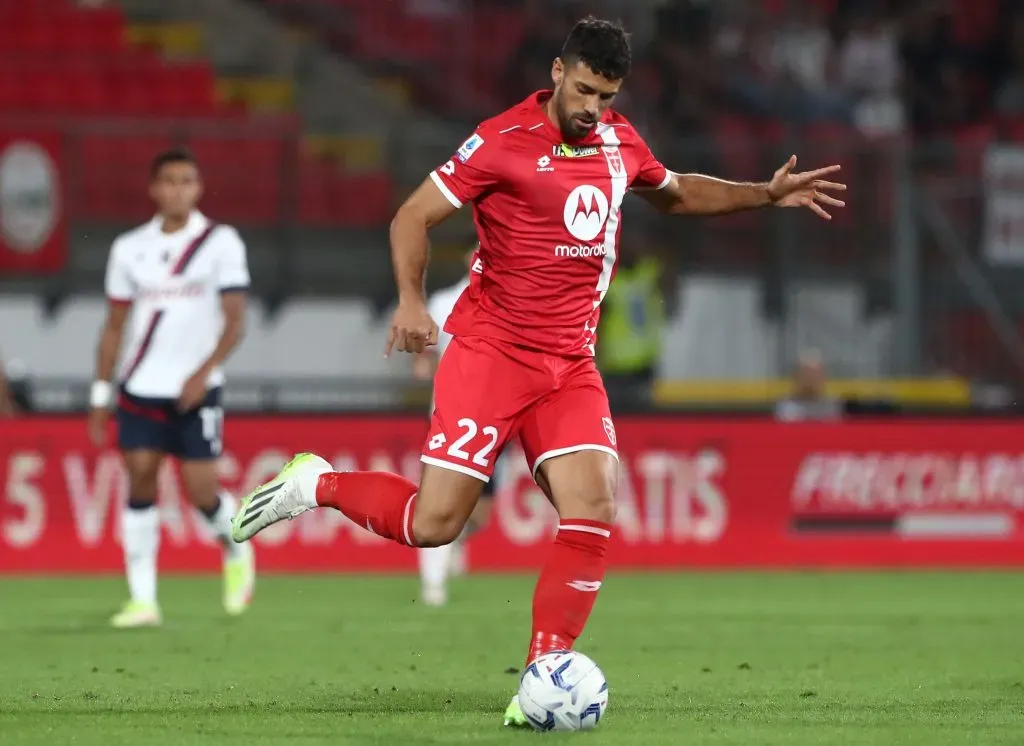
[503, 694, 529, 727]
[232, 453, 332, 543]
[109, 600, 161, 628]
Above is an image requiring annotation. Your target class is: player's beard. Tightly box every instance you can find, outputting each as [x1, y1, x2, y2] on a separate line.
[553, 89, 596, 142]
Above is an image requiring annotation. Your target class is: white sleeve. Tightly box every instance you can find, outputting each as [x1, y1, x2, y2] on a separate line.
[104, 238, 134, 302]
[215, 226, 250, 291]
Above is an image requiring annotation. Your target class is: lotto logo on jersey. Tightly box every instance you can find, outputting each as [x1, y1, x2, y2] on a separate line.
[563, 185, 609, 242]
[456, 134, 484, 163]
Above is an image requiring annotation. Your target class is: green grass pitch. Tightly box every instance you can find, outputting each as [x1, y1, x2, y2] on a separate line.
[2, 572, 1023, 745]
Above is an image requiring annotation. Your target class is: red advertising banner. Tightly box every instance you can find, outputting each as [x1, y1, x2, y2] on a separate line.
[2, 417, 1024, 573]
[0, 131, 67, 273]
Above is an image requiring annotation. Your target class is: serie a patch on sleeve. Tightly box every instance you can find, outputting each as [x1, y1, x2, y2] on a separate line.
[457, 134, 485, 163]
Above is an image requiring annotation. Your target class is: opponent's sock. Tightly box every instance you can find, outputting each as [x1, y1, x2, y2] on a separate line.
[199, 492, 241, 558]
[121, 500, 160, 605]
[316, 471, 418, 546]
[527, 519, 612, 666]
[419, 544, 452, 595]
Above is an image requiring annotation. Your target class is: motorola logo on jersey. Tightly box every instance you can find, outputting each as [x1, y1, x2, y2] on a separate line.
[555, 244, 608, 258]
[563, 185, 609, 242]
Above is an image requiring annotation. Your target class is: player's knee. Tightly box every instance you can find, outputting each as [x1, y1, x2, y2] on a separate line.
[412, 506, 465, 548]
[127, 473, 159, 503]
[581, 489, 617, 524]
[550, 458, 618, 524]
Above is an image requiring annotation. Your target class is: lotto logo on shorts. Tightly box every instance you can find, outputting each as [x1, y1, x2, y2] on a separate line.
[602, 417, 616, 447]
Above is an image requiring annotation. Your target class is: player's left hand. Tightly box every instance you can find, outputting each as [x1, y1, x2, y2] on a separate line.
[767, 156, 846, 220]
[178, 371, 208, 412]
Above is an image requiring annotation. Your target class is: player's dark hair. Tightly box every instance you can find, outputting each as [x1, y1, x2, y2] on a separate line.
[560, 16, 631, 81]
[150, 147, 198, 179]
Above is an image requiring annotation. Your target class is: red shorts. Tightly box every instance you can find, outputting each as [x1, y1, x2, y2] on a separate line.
[421, 336, 618, 482]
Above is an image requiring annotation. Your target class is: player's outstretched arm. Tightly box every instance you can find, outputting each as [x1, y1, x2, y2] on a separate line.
[638, 156, 846, 220]
[385, 177, 459, 357]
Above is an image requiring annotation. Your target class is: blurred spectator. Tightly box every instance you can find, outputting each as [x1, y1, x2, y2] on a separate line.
[598, 238, 669, 407]
[723, 1, 850, 124]
[899, 3, 976, 134]
[770, 2, 835, 95]
[838, 8, 899, 96]
[0, 358, 14, 417]
[994, 13, 1024, 116]
[837, 6, 903, 133]
[774, 349, 843, 422]
[502, 1, 578, 103]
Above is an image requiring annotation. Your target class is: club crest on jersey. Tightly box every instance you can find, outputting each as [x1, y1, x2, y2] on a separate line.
[456, 133, 484, 163]
[602, 146, 624, 176]
[554, 143, 600, 158]
[602, 417, 617, 446]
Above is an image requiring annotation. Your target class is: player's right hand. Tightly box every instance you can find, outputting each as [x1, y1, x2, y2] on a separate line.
[88, 406, 110, 448]
[385, 300, 438, 357]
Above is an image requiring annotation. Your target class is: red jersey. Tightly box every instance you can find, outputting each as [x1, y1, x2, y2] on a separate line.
[429, 91, 670, 358]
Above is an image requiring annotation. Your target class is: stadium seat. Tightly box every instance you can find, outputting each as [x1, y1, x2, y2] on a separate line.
[256, 300, 375, 377]
[660, 276, 778, 379]
[0, 296, 48, 371]
[45, 298, 109, 377]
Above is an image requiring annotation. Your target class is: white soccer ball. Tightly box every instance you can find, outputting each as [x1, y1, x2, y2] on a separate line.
[517, 650, 608, 731]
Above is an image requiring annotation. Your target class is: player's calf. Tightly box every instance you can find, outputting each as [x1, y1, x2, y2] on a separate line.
[528, 450, 618, 663]
[113, 450, 164, 625]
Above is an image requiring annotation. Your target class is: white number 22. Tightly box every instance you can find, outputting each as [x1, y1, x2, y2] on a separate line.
[447, 417, 498, 467]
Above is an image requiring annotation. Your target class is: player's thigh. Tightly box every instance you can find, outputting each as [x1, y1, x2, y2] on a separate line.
[417, 337, 534, 543]
[172, 389, 225, 507]
[520, 364, 619, 522]
[469, 450, 504, 525]
[116, 395, 171, 499]
[172, 388, 224, 461]
[535, 449, 618, 523]
[469, 490, 493, 527]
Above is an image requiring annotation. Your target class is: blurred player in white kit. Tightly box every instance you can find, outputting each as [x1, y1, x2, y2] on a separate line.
[89, 148, 256, 627]
[413, 246, 496, 606]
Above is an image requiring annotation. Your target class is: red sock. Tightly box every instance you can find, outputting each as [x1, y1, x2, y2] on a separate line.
[527, 519, 612, 666]
[316, 471, 418, 546]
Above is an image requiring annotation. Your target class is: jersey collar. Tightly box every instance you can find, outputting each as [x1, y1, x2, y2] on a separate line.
[149, 210, 208, 236]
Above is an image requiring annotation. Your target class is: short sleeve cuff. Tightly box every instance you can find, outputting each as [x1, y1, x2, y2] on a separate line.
[429, 170, 463, 208]
[655, 169, 672, 190]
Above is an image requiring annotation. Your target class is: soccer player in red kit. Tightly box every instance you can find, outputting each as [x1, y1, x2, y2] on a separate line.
[232, 17, 845, 725]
